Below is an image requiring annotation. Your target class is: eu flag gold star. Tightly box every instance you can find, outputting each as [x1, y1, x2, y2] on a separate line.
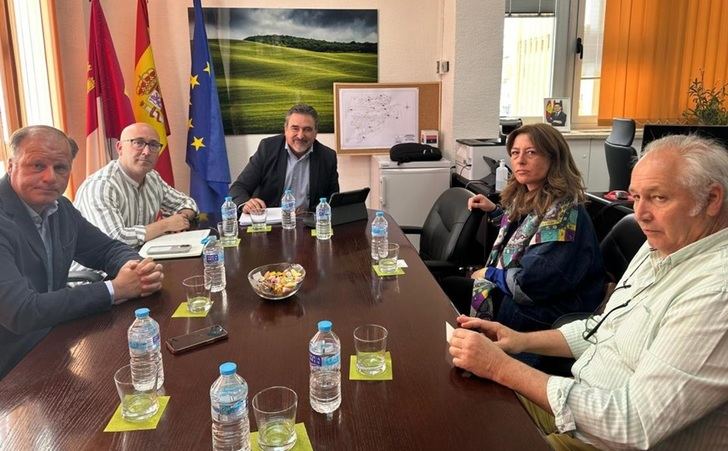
[190, 136, 205, 151]
[203, 62, 211, 74]
[190, 74, 200, 89]
[188, 118, 193, 129]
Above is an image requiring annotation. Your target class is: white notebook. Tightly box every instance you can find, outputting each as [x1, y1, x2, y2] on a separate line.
[139, 229, 210, 259]
[239, 207, 283, 226]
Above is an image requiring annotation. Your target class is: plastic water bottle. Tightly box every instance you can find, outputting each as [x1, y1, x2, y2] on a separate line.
[370, 211, 388, 261]
[281, 189, 296, 230]
[203, 236, 226, 292]
[210, 362, 251, 451]
[495, 159, 509, 192]
[309, 320, 341, 414]
[315, 198, 332, 240]
[221, 196, 238, 246]
[128, 308, 164, 390]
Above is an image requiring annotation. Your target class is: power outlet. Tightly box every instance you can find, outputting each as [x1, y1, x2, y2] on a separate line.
[436, 60, 450, 74]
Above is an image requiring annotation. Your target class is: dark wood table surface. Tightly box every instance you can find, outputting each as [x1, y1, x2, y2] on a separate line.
[0, 212, 549, 451]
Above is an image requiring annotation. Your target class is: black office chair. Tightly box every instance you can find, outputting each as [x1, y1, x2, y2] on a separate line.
[605, 118, 638, 191]
[553, 214, 645, 328]
[400, 187, 484, 281]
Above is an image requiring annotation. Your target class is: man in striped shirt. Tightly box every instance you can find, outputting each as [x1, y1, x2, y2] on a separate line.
[449, 135, 728, 449]
[74, 123, 197, 248]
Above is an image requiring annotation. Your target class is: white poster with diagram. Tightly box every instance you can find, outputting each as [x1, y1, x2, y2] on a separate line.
[339, 87, 419, 149]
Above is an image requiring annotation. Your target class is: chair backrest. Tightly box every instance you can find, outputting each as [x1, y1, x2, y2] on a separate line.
[607, 118, 636, 147]
[418, 187, 484, 266]
[599, 213, 646, 284]
[605, 141, 636, 191]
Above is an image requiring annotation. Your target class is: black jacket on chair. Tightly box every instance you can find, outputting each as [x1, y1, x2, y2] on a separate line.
[229, 134, 340, 212]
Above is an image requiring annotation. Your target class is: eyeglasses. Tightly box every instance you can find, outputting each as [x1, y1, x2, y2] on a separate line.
[124, 138, 162, 153]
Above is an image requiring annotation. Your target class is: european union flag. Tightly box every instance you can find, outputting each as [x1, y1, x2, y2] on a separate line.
[186, 0, 230, 223]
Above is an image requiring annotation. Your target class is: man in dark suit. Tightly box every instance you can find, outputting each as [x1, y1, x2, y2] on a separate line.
[229, 104, 339, 213]
[0, 125, 164, 379]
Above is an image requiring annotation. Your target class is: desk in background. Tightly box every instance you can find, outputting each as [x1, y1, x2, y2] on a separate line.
[0, 212, 548, 451]
[586, 192, 634, 241]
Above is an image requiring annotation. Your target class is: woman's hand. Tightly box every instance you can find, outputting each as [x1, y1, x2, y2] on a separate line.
[468, 194, 496, 213]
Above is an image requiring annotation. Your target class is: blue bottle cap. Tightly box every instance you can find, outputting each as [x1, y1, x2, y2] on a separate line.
[320, 197, 327, 202]
[317, 320, 332, 332]
[285, 189, 292, 194]
[134, 308, 150, 318]
[219, 362, 237, 375]
[225, 196, 232, 201]
[376, 211, 384, 216]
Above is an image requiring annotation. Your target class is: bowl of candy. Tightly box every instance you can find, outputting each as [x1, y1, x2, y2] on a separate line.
[248, 263, 306, 300]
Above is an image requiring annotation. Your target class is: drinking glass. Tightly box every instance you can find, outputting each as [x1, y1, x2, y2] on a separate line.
[252, 386, 298, 451]
[354, 324, 388, 375]
[378, 243, 399, 275]
[114, 363, 159, 422]
[182, 275, 212, 313]
[250, 208, 268, 232]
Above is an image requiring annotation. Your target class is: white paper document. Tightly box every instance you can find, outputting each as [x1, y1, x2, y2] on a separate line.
[446, 321, 455, 343]
[239, 207, 283, 226]
[139, 229, 210, 259]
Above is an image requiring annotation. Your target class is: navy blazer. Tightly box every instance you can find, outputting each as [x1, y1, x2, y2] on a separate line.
[229, 134, 340, 211]
[0, 176, 140, 378]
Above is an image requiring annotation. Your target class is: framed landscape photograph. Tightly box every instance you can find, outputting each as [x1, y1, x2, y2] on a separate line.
[189, 8, 378, 135]
[544, 97, 571, 132]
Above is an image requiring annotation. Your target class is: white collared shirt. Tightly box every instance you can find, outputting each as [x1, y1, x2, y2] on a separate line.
[548, 227, 728, 449]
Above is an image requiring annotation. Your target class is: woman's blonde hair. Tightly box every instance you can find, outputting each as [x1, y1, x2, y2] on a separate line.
[500, 123, 586, 219]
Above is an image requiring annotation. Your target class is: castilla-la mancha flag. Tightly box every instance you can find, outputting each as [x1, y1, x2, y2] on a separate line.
[85, 0, 134, 181]
[133, 0, 174, 186]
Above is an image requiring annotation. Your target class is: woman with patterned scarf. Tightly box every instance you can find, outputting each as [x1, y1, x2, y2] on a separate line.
[444, 124, 604, 368]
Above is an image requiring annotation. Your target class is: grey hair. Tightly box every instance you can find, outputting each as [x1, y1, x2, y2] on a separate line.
[643, 134, 728, 215]
[9, 125, 77, 159]
[284, 103, 319, 131]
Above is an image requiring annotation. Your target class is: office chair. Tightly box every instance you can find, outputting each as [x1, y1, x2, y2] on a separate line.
[400, 187, 484, 281]
[66, 269, 105, 288]
[552, 214, 645, 328]
[605, 118, 637, 191]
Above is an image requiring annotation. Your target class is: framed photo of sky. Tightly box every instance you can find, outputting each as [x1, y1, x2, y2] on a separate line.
[188, 8, 378, 135]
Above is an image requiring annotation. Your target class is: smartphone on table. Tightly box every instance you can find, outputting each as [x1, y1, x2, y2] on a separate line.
[165, 325, 228, 354]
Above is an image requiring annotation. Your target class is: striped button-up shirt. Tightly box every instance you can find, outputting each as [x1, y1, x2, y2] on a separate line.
[548, 227, 728, 450]
[74, 160, 197, 248]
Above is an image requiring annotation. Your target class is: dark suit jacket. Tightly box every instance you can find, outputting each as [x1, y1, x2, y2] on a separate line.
[229, 134, 340, 211]
[0, 176, 140, 379]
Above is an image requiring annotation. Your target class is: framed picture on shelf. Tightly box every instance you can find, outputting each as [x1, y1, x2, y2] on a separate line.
[544, 97, 571, 132]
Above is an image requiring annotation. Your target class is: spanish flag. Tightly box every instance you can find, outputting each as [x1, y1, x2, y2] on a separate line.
[133, 0, 174, 186]
[85, 0, 134, 181]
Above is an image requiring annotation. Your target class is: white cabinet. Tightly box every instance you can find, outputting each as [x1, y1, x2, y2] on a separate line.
[564, 137, 609, 192]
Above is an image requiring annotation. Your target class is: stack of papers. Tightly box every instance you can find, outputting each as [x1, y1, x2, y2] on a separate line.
[139, 229, 210, 259]
[239, 207, 283, 226]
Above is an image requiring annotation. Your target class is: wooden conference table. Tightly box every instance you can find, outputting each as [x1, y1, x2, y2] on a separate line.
[0, 212, 549, 450]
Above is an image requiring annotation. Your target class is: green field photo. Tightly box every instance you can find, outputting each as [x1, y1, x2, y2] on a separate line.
[193, 8, 378, 135]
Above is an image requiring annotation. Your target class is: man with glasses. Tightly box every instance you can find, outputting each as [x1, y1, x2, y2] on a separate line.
[0, 125, 164, 379]
[449, 134, 728, 449]
[229, 103, 339, 214]
[75, 122, 197, 247]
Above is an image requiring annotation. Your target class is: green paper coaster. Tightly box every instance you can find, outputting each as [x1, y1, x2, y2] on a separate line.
[223, 238, 241, 248]
[373, 265, 405, 277]
[247, 225, 272, 233]
[251, 422, 313, 451]
[104, 396, 170, 432]
[171, 301, 211, 318]
[310, 229, 333, 237]
[349, 352, 393, 380]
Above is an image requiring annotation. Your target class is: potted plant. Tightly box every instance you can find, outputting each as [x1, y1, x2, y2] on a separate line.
[682, 70, 728, 125]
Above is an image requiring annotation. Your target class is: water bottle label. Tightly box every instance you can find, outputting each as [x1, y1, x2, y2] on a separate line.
[309, 352, 340, 367]
[213, 399, 246, 418]
[283, 200, 295, 211]
[204, 252, 222, 264]
[372, 225, 386, 237]
[129, 333, 159, 352]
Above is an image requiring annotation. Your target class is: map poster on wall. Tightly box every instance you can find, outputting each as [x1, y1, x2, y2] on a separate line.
[338, 88, 419, 150]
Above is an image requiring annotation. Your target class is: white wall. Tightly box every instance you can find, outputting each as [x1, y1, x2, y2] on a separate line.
[55, 0, 502, 195]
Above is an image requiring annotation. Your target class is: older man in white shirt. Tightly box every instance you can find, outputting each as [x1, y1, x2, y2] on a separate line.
[449, 134, 728, 450]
